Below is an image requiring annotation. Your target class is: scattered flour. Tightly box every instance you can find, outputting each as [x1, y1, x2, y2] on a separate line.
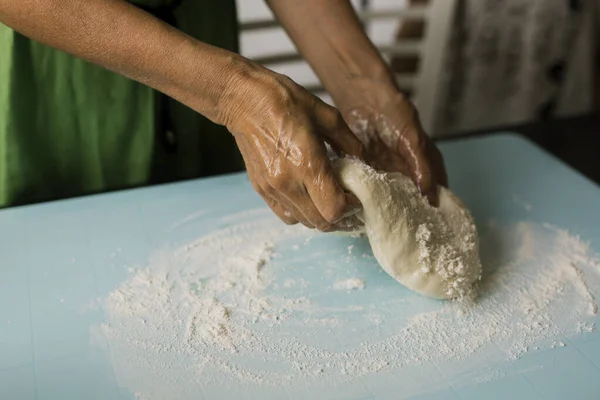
[512, 194, 533, 211]
[170, 210, 207, 230]
[333, 279, 365, 291]
[93, 211, 600, 399]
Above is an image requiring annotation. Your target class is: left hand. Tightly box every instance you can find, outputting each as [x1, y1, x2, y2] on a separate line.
[335, 77, 448, 206]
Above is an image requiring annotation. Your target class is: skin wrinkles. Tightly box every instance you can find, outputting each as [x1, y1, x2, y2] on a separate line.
[1, 0, 447, 230]
[276, 119, 305, 169]
[223, 67, 364, 230]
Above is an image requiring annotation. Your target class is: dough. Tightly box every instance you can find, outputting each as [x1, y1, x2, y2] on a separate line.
[334, 158, 482, 299]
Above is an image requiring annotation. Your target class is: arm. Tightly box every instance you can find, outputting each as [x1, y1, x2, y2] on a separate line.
[265, 0, 392, 110]
[266, 0, 448, 204]
[1, 0, 366, 230]
[1, 0, 240, 125]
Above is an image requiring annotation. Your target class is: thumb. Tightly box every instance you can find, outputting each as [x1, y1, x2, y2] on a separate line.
[317, 108, 366, 160]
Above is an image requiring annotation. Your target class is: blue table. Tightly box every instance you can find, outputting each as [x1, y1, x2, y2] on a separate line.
[1, 133, 599, 400]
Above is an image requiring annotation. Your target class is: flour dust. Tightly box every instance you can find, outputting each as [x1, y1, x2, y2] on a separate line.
[93, 210, 600, 399]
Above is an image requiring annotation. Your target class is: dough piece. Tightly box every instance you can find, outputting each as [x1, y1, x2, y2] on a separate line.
[334, 158, 482, 299]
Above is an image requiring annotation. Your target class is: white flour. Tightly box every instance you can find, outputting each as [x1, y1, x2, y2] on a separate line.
[332, 278, 365, 291]
[93, 211, 600, 399]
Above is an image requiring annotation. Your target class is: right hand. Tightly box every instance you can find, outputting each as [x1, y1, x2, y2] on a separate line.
[221, 64, 366, 231]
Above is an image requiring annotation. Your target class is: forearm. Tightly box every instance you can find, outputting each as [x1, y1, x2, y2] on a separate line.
[0, 0, 250, 126]
[266, 0, 396, 109]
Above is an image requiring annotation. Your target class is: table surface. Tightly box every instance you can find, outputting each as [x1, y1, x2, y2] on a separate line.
[1, 132, 600, 400]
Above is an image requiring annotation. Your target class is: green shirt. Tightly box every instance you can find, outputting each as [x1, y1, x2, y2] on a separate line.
[0, 0, 244, 208]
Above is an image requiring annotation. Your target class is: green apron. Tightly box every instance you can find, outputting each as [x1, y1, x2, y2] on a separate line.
[0, 0, 244, 208]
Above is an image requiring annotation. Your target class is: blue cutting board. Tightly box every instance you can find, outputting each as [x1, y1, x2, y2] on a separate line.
[1, 133, 599, 400]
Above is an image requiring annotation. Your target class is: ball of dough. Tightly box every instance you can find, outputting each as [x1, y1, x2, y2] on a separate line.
[333, 158, 482, 299]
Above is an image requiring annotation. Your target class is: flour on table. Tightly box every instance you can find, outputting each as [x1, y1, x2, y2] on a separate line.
[93, 210, 600, 400]
[333, 278, 365, 291]
[512, 194, 533, 211]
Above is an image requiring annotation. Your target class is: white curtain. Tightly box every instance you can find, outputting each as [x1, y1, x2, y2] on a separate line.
[433, 0, 596, 136]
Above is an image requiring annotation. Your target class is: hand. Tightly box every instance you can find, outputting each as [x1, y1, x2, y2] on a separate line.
[337, 78, 448, 206]
[222, 64, 366, 231]
[264, 0, 445, 206]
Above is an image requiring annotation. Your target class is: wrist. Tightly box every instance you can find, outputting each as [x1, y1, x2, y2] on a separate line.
[327, 55, 395, 101]
[333, 72, 406, 118]
[208, 54, 264, 129]
[159, 41, 265, 131]
[216, 60, 304, 138]
[215, 58, 275, 134]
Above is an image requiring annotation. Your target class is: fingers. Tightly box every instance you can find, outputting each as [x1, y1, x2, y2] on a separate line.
[245, 148, 336, 230]
[258, 150, 333, 231]
[280, 187, 333, 231]
[376, 109, 441, 206]
[413, 151, 436, 205]
[417, 140, 448, 206]
[417, 136, 449, 207]
[275, 141, 361, 230]
[345, 192, 362, 214]
[317, 106, 366, 160]
[263, 195, 300, 226]
[264, 183, 316, 229]
[269, 129, 355, 231]
[236, 135, 300, 226]
[233, 81, 365, 229]
[430, 143, 449, 188]
[303, 158, 350, 226]
[244, 147, 319, 229]
[249, 168, 300, 226]
[276, 182, 363, 232]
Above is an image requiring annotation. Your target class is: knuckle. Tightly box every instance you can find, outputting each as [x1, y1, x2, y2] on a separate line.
[302, 221, 315, 230]
[275, 85, 294, 106]
[280, 209, 298, 225]
[268, 74, 300, 106]
[281, 215, 298, 225]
